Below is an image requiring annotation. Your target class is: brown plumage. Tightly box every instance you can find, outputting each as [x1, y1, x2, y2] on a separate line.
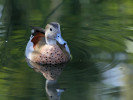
[32, 44, 68, 64]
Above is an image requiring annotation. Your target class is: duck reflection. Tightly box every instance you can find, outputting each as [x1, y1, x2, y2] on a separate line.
[26, 59, 66, 100]
[46, 80, 65, 100]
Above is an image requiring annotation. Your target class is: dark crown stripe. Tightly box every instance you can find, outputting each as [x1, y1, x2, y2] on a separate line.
[49, 22, 59, 28]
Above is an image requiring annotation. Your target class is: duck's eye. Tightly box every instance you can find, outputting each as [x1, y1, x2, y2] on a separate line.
[50, 28, 52, 31]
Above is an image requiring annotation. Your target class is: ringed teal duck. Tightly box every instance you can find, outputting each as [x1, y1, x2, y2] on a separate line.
[25, 22, 70, 64]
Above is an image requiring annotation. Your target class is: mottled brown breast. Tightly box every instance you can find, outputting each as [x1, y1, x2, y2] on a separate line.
[33, 44, 69, 65]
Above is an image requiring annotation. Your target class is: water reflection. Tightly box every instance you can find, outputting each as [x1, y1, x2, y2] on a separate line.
[46, 80, 65, 100]
[26, 59, 66, 100]
[1, 0, 133, 100]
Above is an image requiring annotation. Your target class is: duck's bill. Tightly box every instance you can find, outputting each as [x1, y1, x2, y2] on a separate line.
[64, 43, 70, 54]
[56, 33, 70, 55]
[56, 33, 66, 45]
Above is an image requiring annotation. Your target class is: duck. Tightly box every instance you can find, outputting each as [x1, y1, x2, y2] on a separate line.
[25, 22, 70, 65]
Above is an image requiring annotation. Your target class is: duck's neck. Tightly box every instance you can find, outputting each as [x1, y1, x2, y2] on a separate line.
[46, 37, 56, 45]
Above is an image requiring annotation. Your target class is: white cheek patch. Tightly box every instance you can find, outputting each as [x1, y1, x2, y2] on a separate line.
[25, 38, 34, 60]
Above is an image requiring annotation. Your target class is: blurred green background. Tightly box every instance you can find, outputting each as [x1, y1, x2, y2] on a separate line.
[0, 0, 133, 100]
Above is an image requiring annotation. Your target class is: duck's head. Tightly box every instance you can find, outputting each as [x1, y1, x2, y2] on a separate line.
[45, 22, 66, 45]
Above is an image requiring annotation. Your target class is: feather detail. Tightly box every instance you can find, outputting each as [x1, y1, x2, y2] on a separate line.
[31, 33, 45, 48]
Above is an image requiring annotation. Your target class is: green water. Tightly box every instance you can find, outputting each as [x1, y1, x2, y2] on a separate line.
[1, 0, 133, 100]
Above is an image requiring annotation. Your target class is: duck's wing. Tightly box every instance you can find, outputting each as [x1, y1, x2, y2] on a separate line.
[31, 26, 45, 36]
[29, 26, 46, 51]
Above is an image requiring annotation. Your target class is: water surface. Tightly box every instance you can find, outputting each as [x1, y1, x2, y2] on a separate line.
[0, 0, 133, 100]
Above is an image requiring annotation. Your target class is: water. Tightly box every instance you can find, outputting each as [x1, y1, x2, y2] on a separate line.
[0, 0, 133, 100]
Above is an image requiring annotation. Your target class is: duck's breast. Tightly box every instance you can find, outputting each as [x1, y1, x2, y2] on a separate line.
[37, 45, 67, 64]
